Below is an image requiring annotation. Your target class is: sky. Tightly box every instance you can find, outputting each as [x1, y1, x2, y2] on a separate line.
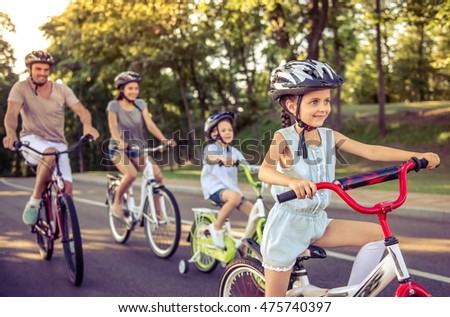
[0, 0, 71, 77]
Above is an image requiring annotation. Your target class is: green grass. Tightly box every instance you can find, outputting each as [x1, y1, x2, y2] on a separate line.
[85, 164, 449, 195]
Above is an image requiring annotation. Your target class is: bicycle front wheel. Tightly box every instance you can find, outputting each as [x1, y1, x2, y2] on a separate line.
[107, 181, 131, 243]
[143, 186, 181, 259]
[59, 194, 84, 286]
[36, 199, 54, 260]
[218, 257, 265, 297]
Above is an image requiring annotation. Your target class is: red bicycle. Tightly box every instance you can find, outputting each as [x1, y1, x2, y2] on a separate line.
[13, 134, 93, 286]
[219, 157, 434, 297]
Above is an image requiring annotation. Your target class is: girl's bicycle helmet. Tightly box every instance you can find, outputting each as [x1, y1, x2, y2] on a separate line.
[204, 112, 235, 140]
[270, 59, 344, 100]
[114, 71, 141, 89]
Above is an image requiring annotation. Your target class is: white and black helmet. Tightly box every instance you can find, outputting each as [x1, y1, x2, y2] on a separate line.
[204, 112, 235, 140]
[25, 50, 54, 67]
[270, 59, 344, 100]
[114, 71, 141, 89]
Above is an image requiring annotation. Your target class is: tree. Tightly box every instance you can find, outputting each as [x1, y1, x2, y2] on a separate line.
[375, 0, 387, 137]
[0, 12, 19, 175]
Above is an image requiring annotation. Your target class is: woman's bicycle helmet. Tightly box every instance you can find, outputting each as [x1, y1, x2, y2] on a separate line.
[270, 59, 344, 101]
[204, 112, 235, 141]
[25, 50, 54, 67]
[114, 71, 141, 89]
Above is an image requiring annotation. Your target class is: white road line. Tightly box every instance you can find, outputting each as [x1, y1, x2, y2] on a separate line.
[2, 177, 449, 284]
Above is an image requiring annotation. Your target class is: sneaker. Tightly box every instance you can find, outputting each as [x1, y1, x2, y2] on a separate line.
[22, 200, 39, 225]
[208, 223, 225, 249]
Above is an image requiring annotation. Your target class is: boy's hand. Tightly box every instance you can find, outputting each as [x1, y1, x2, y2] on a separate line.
[288, 179, 317, 199]
[420, 152, 440, 169]
[221, 156, 235, 167]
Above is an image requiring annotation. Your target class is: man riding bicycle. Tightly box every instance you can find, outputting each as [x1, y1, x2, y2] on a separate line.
[2, 50, 99, 226]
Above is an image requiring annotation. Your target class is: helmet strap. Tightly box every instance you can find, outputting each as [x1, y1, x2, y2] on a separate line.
[120, 92, 142, 113]
[293, 96, 317, 158]
[29, 70, 46, 96]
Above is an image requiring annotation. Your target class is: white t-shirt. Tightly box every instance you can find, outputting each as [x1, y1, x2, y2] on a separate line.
[200, 142, 247, 199]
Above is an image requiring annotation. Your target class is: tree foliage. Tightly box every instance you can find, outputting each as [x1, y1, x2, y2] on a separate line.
[1, 0, 449, 174]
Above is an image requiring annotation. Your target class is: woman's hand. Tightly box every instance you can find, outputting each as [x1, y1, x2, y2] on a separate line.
[288, 178, 317, 199]
[162, 139, 177, 147]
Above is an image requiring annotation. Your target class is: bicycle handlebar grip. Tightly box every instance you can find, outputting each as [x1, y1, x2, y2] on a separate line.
[83, 133, 94, 142]
[12, 140, 23, 151]
[276, 190, 297, 203]
[411, 157, 429, 172]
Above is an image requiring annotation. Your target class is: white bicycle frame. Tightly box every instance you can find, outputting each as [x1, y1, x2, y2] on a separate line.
[112, 145, 168, 226]
[286, 242, 408, 297]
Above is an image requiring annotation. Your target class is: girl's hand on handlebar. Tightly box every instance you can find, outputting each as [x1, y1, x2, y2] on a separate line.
[420, 152, 440, 169]
[287, 178, 317, 200]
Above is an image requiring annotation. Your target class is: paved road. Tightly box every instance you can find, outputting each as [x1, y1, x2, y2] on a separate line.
[0, 177, 449, 297]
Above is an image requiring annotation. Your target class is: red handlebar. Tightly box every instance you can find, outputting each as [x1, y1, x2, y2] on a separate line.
[277, 158, 429, 215]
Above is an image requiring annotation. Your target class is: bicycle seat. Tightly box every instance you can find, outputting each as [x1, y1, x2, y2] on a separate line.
[297, 246, 327, 261]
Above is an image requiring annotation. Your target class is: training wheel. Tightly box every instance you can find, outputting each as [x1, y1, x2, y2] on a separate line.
[178, 259, 189, 274]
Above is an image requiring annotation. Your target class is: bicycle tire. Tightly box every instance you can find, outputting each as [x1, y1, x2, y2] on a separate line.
[35, 199, 54, 260]
[190, 214, 219, 273]
[107, 181, 131, 243]
[144, 186, 181, 259]
[59, 194, 84, 286]
[218, 257, 266, 297]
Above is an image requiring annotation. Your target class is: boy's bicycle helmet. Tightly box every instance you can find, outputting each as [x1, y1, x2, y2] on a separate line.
[270, 59, 344, 101]
[25, 50, 54, 67]
[204, 112, 235, 140]
[114, 71, 141, 89]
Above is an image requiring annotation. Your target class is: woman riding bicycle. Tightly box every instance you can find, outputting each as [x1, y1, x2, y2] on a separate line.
[259, 59, 440, 297]
[200, 112, 255, 249]
[107, 71, 175, 219]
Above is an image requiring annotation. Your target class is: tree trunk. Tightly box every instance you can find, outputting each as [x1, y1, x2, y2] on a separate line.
[375, 0, 386, 137]
[176, 65, 200, 163]
[331, 0, 342, 131]
[307, 0, 328, 59]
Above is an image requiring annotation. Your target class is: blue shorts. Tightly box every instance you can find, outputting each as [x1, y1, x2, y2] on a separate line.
[208, 188, 247, 208]
[109, 146, 140, 159]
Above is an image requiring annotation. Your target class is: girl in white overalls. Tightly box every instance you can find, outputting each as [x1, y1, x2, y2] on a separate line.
[259, 60, 440, 297]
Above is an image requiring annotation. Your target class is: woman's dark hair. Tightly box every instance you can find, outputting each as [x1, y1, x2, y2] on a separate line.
[114, 92, 124, 101]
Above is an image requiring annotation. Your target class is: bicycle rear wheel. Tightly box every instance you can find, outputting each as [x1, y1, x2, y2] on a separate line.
[35, 199, 54, 260]
[190, 215, 218, 273]
[218, 257, 265, 297]
[59, 194, 84, 286]
[106, 180, 131, 243]
[143, 186, 181, 259]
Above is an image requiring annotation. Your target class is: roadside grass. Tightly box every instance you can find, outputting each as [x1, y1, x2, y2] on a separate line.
[84, 164, 449, 195]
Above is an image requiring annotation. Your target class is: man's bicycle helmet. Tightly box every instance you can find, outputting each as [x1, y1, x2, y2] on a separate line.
[25, 50, 54, 67]
[270, 59, 344, 101]
[114, 71, 141, 89]
[204, 112, 235, 140]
